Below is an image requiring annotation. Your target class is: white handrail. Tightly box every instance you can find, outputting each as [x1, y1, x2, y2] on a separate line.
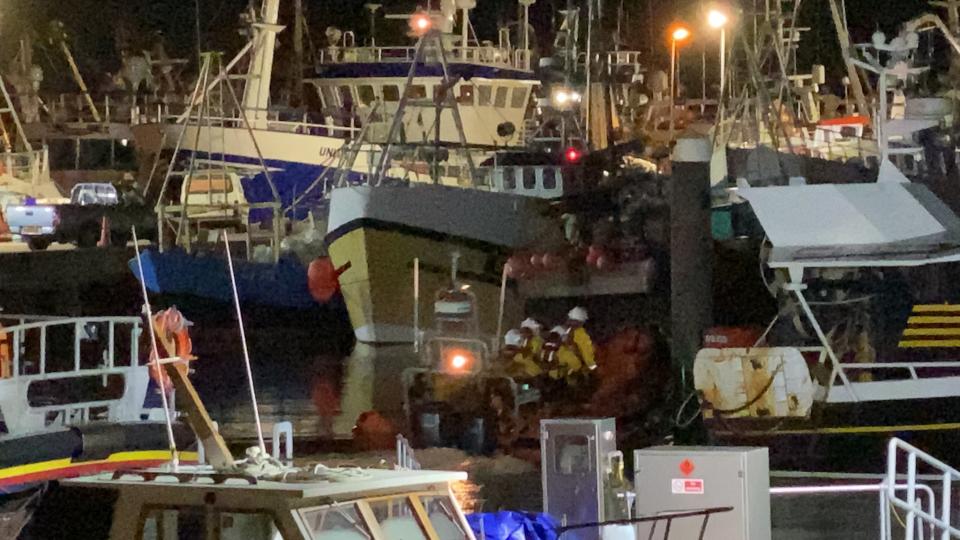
[886, 437, 960, 539]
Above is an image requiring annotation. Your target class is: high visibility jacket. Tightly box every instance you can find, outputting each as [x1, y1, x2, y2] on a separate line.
[548, 345, 583, 382]
[571, 327, 596, 371]
[510, 352, 544, 378]
[522, 336, 543, 358]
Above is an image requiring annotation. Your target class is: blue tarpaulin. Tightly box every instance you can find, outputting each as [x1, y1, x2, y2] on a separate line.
[467, 512, 559, 540]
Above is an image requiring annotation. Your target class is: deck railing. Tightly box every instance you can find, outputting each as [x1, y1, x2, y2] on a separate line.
[886, 437, 960, 539]
[318, 46, 531, 71]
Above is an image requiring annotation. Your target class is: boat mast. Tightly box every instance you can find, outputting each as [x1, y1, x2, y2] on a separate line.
[242, 0, 283, 128]
[293, 0, 304, 104]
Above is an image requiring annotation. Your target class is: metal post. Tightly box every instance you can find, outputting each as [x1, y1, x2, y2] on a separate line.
[719, 28, 726, 101]
[669, 39, 677, 139]
[585, 0, 593, 146]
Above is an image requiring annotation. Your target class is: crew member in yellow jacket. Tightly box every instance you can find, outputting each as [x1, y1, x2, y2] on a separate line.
[519, 317, 544, 366]
[503, 329, 542, 379]
[544, 325, 584, 385]
[566, 306, 596, 372]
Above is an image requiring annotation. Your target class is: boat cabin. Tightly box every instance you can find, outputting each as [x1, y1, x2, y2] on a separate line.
[34, 466, 472, 540]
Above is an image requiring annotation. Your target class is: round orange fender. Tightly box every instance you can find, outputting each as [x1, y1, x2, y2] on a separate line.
[308, 257, 351, 303]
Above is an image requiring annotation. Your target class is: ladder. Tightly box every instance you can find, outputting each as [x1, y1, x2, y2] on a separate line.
[0, 74, 31, 154]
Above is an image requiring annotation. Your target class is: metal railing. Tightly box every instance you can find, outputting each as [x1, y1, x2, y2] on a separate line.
[886, 437, 960, 539]
[557, 507, 734, 540]
[159, 113, 361, 140]
[1, 147, 50, 184]
[319, 46, 531, 71]
[0, 315, 150, 434]
[396, 434, 421, 470]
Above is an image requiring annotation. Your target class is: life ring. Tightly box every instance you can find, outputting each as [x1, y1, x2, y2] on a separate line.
[0, 325, 10, 379]
[148, 307, 194, 390]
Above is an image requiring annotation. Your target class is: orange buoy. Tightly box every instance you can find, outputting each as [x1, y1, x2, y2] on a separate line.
[308, 257, 351, 303]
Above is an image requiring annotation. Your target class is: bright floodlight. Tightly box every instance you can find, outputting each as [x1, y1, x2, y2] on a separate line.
[672, 27, 691, 41]
[707, 9, 728, 29]
[554, 90, 570, 105]
[451, 354, 468, 369]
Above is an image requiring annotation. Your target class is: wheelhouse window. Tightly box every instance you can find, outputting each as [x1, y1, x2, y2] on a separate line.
[420, 496, 470, 540]
[320, 86, 337, 109]
[338, 86, 354, 107]
[300, 504, 373, 540]
[511, 87, 528, 108]
[458, 85, 474, 105]
[383, 85, 400, 102]
[357, 85, 376, 105]
[139, 506, 280, 540]
[523, 168, 537, 190]
[494, 87, 508, 108]
[502, 167, 517, 190]
[406, 85, 427, 100]
[368, 498, 430, 540]
[478, 86, 492, 106]
[543, 168, 558, 190]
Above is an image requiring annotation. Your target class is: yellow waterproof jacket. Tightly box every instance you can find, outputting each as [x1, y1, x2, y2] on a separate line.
[547, 345, 583, 381]
[571, 327, 596, 370]
[510, 352, 544, 378]
[522, 336, 543, 358]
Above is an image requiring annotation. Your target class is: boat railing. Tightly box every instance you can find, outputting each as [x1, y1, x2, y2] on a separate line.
[46, 92, 190, 125]
[577, 50, 645, 76]
[885, 437, 960, 539]
[796, 346, 960, 403]
[159, 112, 361, 140]
[319, 45, 531, 71]
[557, 507, 734, 540]
[0, 315, 150, 434]
[1, 147, 50, 184]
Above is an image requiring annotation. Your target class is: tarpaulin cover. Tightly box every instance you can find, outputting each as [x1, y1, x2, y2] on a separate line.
[467, 512, 559, 540]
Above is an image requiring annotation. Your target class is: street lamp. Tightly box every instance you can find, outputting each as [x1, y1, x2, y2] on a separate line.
[707, 9, 729, 100]
[669, 26, 691, 139]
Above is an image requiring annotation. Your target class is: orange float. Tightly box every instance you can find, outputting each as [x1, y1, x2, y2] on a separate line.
[147, 307, 195, 390]
[308, 257, 351, 303]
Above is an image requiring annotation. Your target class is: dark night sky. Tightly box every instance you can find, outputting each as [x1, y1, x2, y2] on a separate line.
[0, 0, 934, 89]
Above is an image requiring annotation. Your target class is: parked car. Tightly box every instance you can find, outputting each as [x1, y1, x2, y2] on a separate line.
[4, 183, 155, 250]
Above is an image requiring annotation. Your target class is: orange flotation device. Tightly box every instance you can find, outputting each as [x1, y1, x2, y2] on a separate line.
[147, 307, 195, 390]
[0, 325, 10, 379]
[307, 257, 351, 303]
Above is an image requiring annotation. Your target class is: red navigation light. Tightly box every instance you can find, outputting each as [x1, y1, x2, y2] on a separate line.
[565, 147, 582, 163]
[411, 13, 432, 34]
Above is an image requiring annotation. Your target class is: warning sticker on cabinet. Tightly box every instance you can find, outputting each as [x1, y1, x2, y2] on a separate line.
[671, 478, 705, 494]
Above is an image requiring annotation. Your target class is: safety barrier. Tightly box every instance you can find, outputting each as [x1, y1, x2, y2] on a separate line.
[886, 437, 960, 539]
[396, 434, 421, 470]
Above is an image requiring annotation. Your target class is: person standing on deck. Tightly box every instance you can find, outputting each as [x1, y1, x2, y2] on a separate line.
[519, 318, 544, 367]
[566, 307, 597, 372]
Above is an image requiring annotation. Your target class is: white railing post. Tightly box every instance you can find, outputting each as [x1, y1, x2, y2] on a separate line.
[941, 473, 951, 540]
[272, 421, 293, 463]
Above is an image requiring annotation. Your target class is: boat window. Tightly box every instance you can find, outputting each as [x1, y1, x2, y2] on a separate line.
[301, 504, 373, 540]
[458, 85, 474, 105]
[502, 167, 517, 190]
[406, 85, 427, 100]
[383, 85, 400, 102]
[522, 168, 537, 190]
[542, 168, 557, 190]
[554, 435, 591, 474]
[368, 498, 430, 540]
[358, 85, 376, 105]
[511, 87, 528, 108]
[187, 175, 233, 194]
[478, 86, 492, 106]
[419, 496, 469, 540]
[494, 87, 508, 108]
[220, 511, 281, 540]
[320, 86, 338, 108]
[338, 86, 354, 107]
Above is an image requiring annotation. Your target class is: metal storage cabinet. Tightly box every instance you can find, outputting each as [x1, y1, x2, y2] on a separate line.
[633, 446, 770, 540]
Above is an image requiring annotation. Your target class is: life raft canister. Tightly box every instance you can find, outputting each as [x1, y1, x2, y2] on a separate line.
[148, 307, 194, 389]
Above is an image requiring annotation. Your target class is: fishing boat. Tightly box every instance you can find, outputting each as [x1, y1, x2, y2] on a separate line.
[692, 181, 960, 471]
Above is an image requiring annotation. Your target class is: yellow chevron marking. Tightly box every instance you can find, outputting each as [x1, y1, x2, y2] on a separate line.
[912, 304, 960, 312]
[899, 339, 960, 348]
[907, 316, 960, 324]
[903, 328, 960, 336]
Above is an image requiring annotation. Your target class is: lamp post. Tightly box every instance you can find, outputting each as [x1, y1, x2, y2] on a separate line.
[707, 9, 729, 100]
[670, 26, 690, 139]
